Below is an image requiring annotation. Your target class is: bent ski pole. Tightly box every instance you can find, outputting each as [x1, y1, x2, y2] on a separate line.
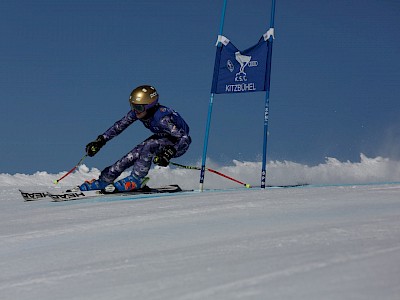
[170, 162, 251, 188]
[53, 154, 88, 184]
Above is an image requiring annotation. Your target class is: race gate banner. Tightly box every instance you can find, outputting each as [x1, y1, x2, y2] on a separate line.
[211, 32, 273, 94]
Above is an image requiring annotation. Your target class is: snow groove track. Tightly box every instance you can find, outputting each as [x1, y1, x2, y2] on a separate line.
[0, 184, 399, 300]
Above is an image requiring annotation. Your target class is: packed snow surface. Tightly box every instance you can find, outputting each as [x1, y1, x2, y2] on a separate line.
[1, 155, 399, 299]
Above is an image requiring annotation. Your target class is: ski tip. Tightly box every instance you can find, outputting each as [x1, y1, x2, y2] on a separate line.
[245, 184, 251, 188]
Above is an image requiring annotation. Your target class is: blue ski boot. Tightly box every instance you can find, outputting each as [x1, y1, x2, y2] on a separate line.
[79, 179, 111, 191]
[113, 175, 150, 192]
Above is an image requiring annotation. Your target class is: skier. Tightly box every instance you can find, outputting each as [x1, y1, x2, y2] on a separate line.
[78, 85, 191, 192]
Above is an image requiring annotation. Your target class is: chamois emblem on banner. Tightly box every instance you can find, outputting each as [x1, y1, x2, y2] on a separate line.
[235, 52, 251, 74]
[234, 51, 258, 82]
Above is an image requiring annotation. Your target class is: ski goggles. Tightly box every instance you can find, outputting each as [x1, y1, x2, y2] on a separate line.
[130, 100, 158, 113]
[131, 103, 146, 113]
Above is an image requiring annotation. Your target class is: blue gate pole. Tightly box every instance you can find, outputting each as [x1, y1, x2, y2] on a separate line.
[261, 0, 276, 189]
[199, 0, 228, 191]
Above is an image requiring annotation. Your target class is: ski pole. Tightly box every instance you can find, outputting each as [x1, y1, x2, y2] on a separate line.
[53, 154, 88, 184]
[170, 162, 251, 188]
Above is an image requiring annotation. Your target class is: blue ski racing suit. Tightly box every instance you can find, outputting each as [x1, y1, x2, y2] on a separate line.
[89, 104, 191, 187]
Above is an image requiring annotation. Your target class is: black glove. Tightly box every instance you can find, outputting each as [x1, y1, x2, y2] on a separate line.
[153, 145, 176, 167]
[85, 135, 106, 157]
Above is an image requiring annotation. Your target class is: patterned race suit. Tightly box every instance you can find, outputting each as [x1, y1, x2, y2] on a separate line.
[98, 105, 191, 183]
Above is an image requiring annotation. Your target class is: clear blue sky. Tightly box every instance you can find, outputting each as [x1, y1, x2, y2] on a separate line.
[1, 0, 399, 174]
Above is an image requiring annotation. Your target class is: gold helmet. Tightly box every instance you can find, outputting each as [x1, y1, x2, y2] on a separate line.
[129, 85, 159, 113]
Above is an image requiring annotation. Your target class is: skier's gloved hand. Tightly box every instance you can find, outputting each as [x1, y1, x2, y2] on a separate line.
[153, 145, 176, 167]
[85, 135, 106, 157]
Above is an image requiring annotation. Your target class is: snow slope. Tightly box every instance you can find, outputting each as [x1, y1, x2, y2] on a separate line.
[1, 156, 400, 299]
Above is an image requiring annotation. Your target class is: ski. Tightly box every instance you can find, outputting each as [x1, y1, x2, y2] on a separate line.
[20, 185, 187, 202]
[48, 190, 99, 202]
[20, 189, 102, 202]
[50, 184, 185, 202]
[19, 190, 49, 201]
[101, 184, 183, 195]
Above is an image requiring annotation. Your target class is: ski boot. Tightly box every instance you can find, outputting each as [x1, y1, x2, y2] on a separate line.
[113, 175, 150, 192]
[79, 179, 111, 191]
